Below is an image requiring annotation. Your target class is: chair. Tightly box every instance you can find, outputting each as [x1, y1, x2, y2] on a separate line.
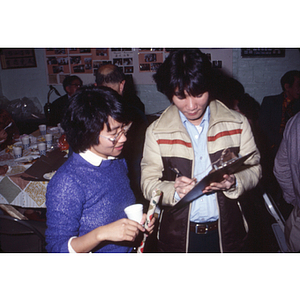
[0, 215, 46, 253]
[263, 192, 289, 252]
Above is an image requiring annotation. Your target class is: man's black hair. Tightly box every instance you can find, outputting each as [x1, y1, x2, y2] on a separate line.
[280, 70, 300, 91]
[153, 49, 212, 102]
[62, 75, 83, 92]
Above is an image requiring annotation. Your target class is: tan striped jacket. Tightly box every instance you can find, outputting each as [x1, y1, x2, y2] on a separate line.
[141, 100, 261, 252]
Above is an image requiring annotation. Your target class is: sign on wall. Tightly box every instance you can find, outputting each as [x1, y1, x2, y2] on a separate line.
[241, 48, 285, 58]
[1, 48, 37, 69]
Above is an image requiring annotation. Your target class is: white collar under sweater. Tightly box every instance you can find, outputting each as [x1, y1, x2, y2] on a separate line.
[79, 149, 115, 167]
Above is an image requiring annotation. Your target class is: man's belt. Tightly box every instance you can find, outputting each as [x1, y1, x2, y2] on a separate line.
[190, 220, 218, 234]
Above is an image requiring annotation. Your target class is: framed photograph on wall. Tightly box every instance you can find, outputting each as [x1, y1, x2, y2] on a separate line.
[0, 48, 37, 69]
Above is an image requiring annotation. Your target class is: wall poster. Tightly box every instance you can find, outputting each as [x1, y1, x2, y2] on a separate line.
[44, 48, 232, 85]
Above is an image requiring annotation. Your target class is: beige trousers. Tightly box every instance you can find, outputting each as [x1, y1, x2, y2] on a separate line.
[285, 205, 300, 252]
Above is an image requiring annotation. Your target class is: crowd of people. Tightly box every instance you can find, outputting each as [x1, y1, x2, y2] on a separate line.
[2, 49, 300, 253]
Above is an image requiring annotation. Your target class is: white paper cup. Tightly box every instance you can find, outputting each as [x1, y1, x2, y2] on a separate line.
[29, 136, 37, 145]
[22, 136, 30, 150]
[13, 146, 22, 159]
[57, 123, 64, 134]
[39, 124, 47, 136]
[124, 204, 143, 223]
[45, 133, 52, 149]
[38, 142, 46, 156]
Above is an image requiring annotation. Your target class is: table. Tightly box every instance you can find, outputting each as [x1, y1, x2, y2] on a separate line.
[0, 128, 66, 208]
[0, 150, 48, 208]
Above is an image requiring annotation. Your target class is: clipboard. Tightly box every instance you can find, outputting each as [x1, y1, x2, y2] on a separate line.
[172, 151, 256, 211]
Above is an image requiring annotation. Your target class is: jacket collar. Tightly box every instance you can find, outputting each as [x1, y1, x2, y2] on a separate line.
[153, 100, 242, 133]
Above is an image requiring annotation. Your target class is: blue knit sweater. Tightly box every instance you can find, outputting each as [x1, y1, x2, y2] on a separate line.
[45, 152, 135, 253]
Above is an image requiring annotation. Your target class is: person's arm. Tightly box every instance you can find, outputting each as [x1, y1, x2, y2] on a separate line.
[70, 218, 145, 253]
[222, 116, 261, 199]
[274, 130, 296, 206]
[141, 124, 178, 206]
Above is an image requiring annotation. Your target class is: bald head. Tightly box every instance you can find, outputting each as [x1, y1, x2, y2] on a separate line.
[96, 64, 126, 95]
[98, 64, 118, 75]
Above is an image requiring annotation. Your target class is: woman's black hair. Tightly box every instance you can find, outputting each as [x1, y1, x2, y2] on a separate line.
[153, 49, 212, 102]
[61, 85, 132, 153]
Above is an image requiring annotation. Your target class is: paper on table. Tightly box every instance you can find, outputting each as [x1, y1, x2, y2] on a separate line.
[24, 148, 67, 181]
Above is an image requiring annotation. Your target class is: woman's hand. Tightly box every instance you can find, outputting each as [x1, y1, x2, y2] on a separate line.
[70, 218, 146, 253]
[99, 218, 145, 243]
[140, 213, 156, 235]
[174, 176, 197, 198]
[202, 174, 236, 193]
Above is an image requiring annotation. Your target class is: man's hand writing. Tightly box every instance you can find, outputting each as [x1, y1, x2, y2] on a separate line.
[174, 176, 197, 199]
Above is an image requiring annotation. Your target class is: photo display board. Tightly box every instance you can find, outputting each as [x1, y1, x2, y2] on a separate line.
[44, 48, 232, 85]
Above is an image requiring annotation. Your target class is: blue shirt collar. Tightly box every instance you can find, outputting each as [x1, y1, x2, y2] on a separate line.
[179, 106, 210, 127]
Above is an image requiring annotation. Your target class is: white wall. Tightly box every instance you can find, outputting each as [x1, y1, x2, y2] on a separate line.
[0, 49, 51, 108]
[1, 48, 300, 115]
[232, 48, 300, 104]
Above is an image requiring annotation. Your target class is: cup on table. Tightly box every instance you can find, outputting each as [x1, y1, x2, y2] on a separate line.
[38, 142, 46, 156]
[45, 133, 52, 149]
[57, 123, 64, 134]
[29, 136, 37, 146]
[13, 146, 22, 159]
[39, 124, 47, 136]
[124, 204, 143, 223]
[22, 136, 30, 150]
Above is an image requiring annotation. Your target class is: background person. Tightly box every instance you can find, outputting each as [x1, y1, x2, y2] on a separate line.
[259, 70, 300, 217]
[0, 108, 20, 150]
[49, 75, 83, 126]
[96, 64, 148, 208]
[274, 111, 300, 252]
[259, 70, 300, 160]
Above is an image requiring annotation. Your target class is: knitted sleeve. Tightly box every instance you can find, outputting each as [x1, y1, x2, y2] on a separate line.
[45, 172, 85, 253]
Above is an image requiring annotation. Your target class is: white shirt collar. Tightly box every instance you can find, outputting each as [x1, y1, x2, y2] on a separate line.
[79, 149, 115, 166]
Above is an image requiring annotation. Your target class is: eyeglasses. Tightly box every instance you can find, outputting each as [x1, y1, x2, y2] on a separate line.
[99, 122, 132, 145]
[70, 84, 82, 88]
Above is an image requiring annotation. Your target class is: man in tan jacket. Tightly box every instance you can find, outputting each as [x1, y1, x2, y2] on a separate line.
[141, 49, 261, 253]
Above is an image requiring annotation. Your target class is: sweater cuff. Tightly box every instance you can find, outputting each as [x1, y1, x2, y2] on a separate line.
[68, 236, 77, 253]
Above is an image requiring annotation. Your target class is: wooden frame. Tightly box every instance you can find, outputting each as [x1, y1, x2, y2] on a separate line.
[0, 48, 37, 69]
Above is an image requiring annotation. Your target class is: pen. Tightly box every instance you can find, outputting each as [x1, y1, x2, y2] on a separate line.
[169, 166, 198, 184]
[169, 167, 183, 177]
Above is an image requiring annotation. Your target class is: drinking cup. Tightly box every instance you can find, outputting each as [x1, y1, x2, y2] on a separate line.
[13, 146, 22, 159]
[38, 142, 46, 156]
[22, 136, 30, 150]
[29, 136, 37, 146]
[39, 124, 47, 136]
[124, 204, 143, 223]
[45, 133, 52, 149]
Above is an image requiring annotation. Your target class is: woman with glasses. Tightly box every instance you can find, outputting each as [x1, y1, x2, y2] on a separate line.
[45, 85, 154, 253]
